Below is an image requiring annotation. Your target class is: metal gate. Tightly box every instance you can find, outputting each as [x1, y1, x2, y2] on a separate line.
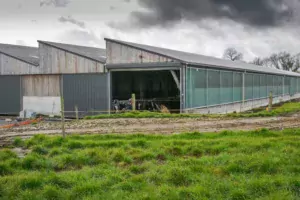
[62, 74, 108, 117]
[0, 76, 21, 115]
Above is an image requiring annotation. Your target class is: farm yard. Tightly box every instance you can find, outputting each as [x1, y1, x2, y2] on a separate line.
[2, 101, 300, 146]
[0, 129, 300, 199]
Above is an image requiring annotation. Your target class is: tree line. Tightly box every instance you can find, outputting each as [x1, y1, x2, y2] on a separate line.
[223, 47, 300, 72]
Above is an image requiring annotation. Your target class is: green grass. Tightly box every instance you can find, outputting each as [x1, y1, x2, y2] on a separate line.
[228, 101, 300, 118]
[84, 101, 300, 119]
[1, 129, 300, 199]
[84, 111, 221, 119]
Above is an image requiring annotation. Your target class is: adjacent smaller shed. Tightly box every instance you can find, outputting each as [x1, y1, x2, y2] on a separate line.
[36, 41, 108, 117]
[0, 43, 39, 115]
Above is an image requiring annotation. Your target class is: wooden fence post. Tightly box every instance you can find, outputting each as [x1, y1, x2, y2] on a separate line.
[268, 91, 273, 112]
[60, 96, 66, 138]
[75, 105, 79, 121]
[132, 93, 136, 111]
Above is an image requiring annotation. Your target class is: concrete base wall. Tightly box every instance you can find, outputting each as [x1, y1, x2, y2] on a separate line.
[186, 94, 300, 114]
[22, 96, 61, 116]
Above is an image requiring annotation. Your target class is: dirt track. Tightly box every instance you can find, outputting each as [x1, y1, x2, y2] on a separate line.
[1, 116, 300, 146]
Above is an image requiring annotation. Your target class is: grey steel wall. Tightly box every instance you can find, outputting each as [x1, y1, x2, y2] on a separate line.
[0, 75, 21, 114]
[62, 74, 108, 117]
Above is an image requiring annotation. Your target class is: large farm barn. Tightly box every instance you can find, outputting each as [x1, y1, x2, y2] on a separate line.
[105, 38, 300, 114]
[0, 38, 300, 116]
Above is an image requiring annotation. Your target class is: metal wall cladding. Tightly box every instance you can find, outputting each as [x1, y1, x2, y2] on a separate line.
[62, 74, 108, 117]
[22, 75, 61, 97]
[0, 76, 21, 114]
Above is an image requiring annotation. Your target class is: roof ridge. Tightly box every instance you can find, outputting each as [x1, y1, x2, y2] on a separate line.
[105, 38, 203, 57]
[0, 43, 38, 49]
[38, 40, 105, 50]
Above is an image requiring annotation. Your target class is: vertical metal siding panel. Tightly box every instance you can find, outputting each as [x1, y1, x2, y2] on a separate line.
[0, 54, 2, 74]
[0, 54, 3, 74]
[22, 75, 60, 96]
[63, 74, 108, 117]
[0, 76, 21, 114]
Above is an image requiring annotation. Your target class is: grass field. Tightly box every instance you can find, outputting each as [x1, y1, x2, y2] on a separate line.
[85, 101, 300, 119]
[1, 129, 300, 199]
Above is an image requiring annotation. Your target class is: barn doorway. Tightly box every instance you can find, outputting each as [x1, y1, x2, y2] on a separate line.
[111, 70, 180, 113]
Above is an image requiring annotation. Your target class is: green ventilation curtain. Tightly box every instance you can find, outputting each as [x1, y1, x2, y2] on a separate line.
[185, 67, 296, 110]
[245, 74, 253, 100]
[207, 70, 221, 106]
[220, 71, 233, 103]
[253, 74, 260, 99]
[259, 74, 267, 98]
[233, 72, 243, 102]
[284, 77, 290, 95]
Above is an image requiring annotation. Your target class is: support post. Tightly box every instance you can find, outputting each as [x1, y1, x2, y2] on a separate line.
[170, 70, 180, 90]
[107, 71, 111, 115]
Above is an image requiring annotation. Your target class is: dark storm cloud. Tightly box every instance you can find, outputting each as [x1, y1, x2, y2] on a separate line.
[131, 0, 295, 27]
[40, 0, 70, 7]
[58, 16, 86, 28]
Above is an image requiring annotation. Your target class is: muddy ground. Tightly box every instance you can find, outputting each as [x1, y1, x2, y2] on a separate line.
[1, 115, 300, 146]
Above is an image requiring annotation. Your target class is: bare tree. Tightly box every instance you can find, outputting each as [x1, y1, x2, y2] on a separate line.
[264, 52, 300, 72]
[223, 47, 243, 61]
[250, 57, 265, 66]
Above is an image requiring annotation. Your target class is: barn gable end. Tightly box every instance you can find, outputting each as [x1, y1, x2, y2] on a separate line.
[106, 40, 175, 64]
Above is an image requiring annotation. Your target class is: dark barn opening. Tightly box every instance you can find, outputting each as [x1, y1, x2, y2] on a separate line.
[111, 70, 180, 112]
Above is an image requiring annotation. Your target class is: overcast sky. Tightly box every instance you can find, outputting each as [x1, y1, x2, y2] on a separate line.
[1, 0, 300, 61]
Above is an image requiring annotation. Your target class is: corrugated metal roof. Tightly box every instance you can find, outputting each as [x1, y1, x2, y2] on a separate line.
[105, 38, 300, 77]
[0, 43, 39, 66]
[38, 41, 106, 63]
